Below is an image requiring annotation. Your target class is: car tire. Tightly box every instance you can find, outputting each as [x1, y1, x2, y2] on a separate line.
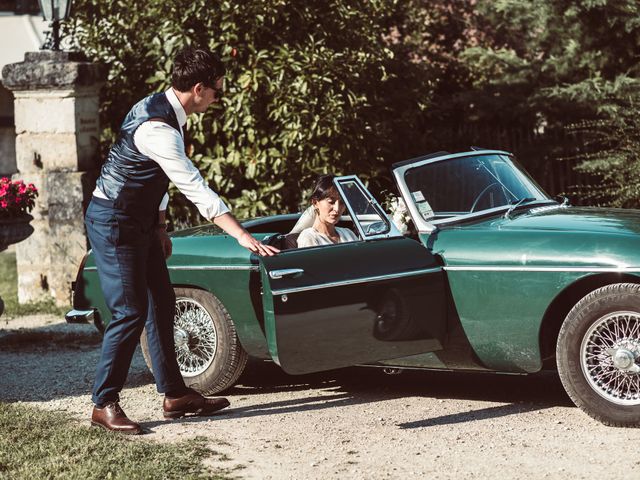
[140, 288, 248, 395]
[556, 283, 640, 427]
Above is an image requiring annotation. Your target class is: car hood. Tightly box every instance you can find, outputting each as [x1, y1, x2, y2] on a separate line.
[434, 205, 640, 268]
[495, 205, 640, 236]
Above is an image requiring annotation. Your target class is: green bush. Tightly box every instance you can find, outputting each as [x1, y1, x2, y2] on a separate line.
[67, 1, 640, 211]
[440, 0, 640, 203]
[67, 0, 434, 225]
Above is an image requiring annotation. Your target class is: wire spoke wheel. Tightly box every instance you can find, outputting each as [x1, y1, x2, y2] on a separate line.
[557, 284, 640, 426]
[581, 311, 640, 406]
[140, 288, 248, 395]
[173, 297, 218, 377]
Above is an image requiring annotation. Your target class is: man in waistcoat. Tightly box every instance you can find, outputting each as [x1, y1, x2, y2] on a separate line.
[85, 46, 279, 434]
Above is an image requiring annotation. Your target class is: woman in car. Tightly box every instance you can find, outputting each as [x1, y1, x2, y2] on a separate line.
[297, 174, 358, 247]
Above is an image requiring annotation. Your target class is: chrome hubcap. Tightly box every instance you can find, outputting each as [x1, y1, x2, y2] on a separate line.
[174, 328, 189, 349]
[173, 297, 218, 377]
[580, 311, 640, 405]
[609, 347, 639, 372]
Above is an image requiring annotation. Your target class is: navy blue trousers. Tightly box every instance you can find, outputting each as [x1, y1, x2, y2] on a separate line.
[85, 197, 185, 405]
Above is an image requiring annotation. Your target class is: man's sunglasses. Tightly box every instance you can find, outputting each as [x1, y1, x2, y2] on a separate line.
[204, 80, 224, 99]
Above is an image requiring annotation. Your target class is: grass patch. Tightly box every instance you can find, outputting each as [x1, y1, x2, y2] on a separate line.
[0, 252, 69, 319]
[0, 403, 232, 479]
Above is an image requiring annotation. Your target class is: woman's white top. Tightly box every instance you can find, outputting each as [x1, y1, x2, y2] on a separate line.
[297, 227, 358, 248]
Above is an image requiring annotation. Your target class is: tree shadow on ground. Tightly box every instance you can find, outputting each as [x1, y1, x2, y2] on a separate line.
[397, 403, 547, 428]
[0, 328, 102, 352]
[140, 359, 571, 431]
[140, 392, 358, 431]
[0, 322, 573, 427]
[234, 358, 573, 408]
[0, 322, 153, 403]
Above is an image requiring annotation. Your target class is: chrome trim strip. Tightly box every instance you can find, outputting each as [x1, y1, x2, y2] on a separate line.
[84, 265, 259, 272]
[168, 265, 259, 271]
[269, 268, 305, 279]
[271, 267, 442, 295]
[65, 309, 95, 324]
[527, 204, 567, 215]
[444, 266, 640, 273]
[395, 150, 510, 172]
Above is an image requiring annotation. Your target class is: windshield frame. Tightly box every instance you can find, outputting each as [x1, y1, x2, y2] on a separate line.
[392, 150, 556, 233]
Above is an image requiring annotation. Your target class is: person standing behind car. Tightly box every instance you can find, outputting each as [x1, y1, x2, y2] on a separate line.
[85, 46, 279, 435]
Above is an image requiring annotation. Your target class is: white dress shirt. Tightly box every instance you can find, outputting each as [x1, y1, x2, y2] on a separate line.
[297, 227, 358, 248]
[93, 88, 229, 220]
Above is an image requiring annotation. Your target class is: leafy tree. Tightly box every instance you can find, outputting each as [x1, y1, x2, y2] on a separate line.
[435, 0, 640, 203]
[67, 0, 434, 224]
[558, 79, 640, 207]
[540, 0, 640, 206]
[67, 0, 640, 213]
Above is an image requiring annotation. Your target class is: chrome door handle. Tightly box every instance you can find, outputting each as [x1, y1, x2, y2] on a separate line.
[269, 268, 304, 279]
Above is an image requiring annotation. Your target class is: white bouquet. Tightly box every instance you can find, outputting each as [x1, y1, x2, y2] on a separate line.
[388, 195, 411, 234]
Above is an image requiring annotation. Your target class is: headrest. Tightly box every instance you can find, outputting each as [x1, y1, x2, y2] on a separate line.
[289, 205, 316, 233]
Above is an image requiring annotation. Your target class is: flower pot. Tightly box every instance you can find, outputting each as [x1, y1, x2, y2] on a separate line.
[0, 214, 34, 252]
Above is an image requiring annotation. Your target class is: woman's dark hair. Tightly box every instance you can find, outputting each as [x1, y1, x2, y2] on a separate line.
[171, 46, 226, 92]
[310, 174, 338, 202]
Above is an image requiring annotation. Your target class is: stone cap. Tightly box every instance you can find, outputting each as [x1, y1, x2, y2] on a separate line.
[2, 51, 106, 91]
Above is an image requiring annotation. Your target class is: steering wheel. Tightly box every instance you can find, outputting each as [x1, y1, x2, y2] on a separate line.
[469, 182, 508, 213]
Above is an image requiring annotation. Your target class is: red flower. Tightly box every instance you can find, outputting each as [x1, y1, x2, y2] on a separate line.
[0, 178, 38, 218]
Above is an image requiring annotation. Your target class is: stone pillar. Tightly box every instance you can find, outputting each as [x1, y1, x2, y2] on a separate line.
[2, 51, 104, 306]
[0, 84, 17, 177]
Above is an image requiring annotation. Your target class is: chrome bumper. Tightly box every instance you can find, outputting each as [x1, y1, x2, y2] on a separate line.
[65, 309, 95, 324]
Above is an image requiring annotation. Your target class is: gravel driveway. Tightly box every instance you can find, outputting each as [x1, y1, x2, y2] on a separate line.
[2, 314, 639, 479]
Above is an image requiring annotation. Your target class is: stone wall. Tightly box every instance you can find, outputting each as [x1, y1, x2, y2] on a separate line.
[0, 84, 16, 177]
[2, 51, 104, 306]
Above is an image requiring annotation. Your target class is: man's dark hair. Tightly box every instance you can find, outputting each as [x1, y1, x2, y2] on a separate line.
[171, 46, 226, 92]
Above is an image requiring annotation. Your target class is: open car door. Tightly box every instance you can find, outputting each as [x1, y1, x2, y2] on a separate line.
[258, 176, 448, 375]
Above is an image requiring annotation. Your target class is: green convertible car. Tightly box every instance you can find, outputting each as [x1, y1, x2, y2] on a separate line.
[67, 149, 640, 427]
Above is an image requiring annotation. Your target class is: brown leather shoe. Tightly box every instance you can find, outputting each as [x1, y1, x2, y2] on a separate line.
[163, 388, 230, 419]
[91, 402, 142, 435]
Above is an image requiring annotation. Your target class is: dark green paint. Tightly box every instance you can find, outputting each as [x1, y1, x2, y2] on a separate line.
[259, 238, 447, 374]
[78, 233, 272, 358]
[424, 206, 640, 372]
[75, 203, 640, 376]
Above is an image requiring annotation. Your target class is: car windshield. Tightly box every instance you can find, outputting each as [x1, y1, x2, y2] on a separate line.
[403, 154, 552, 219]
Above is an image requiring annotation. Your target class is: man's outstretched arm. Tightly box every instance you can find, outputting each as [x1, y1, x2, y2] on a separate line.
[213, 212, 279, 257]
